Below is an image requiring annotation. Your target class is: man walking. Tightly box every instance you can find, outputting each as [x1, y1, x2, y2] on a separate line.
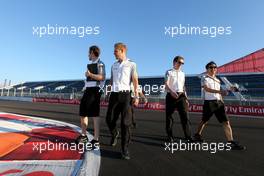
[194, 61, 245, 150]
[76, 45, 105, 149]
[106, 42, 139, 160]
[165, 56, 192, 142]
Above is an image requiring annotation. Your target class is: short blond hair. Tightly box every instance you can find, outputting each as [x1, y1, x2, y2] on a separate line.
[114, 42, 127, 52]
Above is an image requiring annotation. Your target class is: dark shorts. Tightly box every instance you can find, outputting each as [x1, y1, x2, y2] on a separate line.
[202, 100, 229, 123]
[79, 87, 102, 117]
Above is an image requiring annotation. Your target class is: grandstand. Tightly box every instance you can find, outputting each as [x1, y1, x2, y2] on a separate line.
[1, 73, 264, 101]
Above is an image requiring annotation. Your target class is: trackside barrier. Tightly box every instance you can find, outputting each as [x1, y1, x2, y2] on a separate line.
[32, 98, 264, 117]
[33, 97, 80, 104]
[0, 96, 33, 102]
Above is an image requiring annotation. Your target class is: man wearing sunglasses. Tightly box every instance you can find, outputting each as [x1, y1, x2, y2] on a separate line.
[194, 61, 245, 150]
[165, 56, 192, 142]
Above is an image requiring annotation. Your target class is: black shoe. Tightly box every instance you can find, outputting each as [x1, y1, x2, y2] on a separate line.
[121, 150, 130, 160]
[167, 136, 174, 143]
[90, 139, 100, 150]
[132, 122, 137, 129]
[229, 141, 246, 150]
[185, 137, 194, 143]
[193, 133, 203, 142]
[110, 131, 119, 146]
[75, 135, 88, 144]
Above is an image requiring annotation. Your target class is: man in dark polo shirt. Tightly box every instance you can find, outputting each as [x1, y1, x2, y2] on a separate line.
[76, 45, 105, 150]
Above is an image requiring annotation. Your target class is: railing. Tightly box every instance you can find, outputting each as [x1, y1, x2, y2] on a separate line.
[1, 88, 264, 106]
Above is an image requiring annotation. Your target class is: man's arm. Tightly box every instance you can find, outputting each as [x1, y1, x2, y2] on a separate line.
[131, 63, 139, 106]
[164, 70, 179, 99]
[110, 66, 113, 86]
[165, 81, 179, 99]
[86, 71, 105, 81]
[202, 84, 228, 96]
[86, 63, 105, 81]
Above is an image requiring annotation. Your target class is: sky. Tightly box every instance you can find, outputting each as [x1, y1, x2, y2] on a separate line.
[0, 0, 264, 85]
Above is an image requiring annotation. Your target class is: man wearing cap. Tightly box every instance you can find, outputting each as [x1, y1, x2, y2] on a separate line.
[106, 42, 139, 160]
[165, 56, 192, 142]
[194, 61, 245, 150]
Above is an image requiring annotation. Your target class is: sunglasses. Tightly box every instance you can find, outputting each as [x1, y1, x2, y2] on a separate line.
[177, 61, 184, 65]
[209, 66, 217, 69]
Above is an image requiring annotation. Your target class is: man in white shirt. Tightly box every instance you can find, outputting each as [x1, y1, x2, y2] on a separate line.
[165, 56, 192, 142]
[194, 61, 245, 150]
[76, 45, 105, 150]
[106, 43, 139, 160]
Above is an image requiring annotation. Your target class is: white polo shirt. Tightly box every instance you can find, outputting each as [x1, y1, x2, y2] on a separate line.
[201, 74, 221, 100]
[165, 68, 185, 93]
[111, 58, 137, 92]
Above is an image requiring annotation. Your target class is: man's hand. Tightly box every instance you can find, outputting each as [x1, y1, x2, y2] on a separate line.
[85, 70, 91, 77]
[230, 86, 239, 92]
[220, 90, 229, 96]
[133, 98, 139, 107]
[185, 99, 189, 107]
[170, 92, 179, 99]
[142, 98, 148, 105]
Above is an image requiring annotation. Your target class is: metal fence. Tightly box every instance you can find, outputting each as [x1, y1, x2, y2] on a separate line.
[1, 88, 263, 106]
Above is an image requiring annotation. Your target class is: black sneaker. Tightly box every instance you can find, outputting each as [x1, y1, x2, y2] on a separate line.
[193, 133, 203, 142]
[167, 136, 174, 143]
[132, 122, 137, 129]
[75, 135, 88, 144]
[90, 139, 100, 150]
[110, 131, 119, 146]
[185, 137, 194, 143]
[229, 141, 246, 150]
[121, 150, 130, 160]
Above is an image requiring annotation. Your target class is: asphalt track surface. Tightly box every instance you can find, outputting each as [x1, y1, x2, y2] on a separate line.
[0, 100, 263, 176]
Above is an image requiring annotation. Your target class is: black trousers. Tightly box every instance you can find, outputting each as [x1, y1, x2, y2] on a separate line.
[106, 91, 132, 152]
[165, 93, 192, 139]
